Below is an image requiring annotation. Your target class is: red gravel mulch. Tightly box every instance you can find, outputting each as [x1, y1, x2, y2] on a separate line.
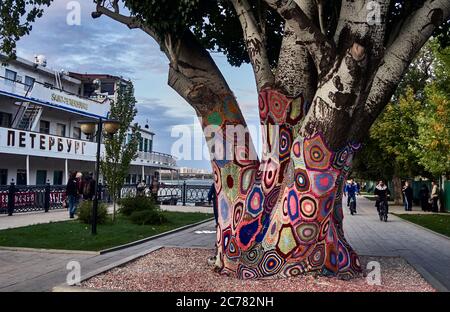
[82, 247, 435, 292]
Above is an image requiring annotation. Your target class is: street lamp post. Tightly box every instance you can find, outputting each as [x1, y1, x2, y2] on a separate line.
[79, 118, 120, 235]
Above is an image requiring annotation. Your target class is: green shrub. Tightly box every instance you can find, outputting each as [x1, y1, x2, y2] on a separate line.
[129, 209, 167, 225]
[119, 196, 159, 216]
[77, 200, 108, 224]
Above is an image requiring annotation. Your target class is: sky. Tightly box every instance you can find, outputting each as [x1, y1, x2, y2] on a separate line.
[16, 0, 261, 170]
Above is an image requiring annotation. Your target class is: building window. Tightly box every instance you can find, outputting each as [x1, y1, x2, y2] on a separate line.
[149, 139, 153, 153]
[5, 69, 17, 86]
[101, 82, 115, 95]
[127, 134, 132, 144]
[0, 169, 7, 185]
[56, 123, 66, 137]
[144, 139, 148, 153]
[125, 175, 131, 184]
[53, 171, 63, 185]
[16, 169, 27, 186]
[24, 76, 35, 92]
[0, 112, 12, 127]
[73, 127, 81, 139]
[40, 120, 50, 134]
[139, 138, 143, 152]
[36, 170, 47, 185]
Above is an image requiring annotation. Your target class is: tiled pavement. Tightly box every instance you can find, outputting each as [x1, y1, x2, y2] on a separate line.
[0, 197, 449, 292]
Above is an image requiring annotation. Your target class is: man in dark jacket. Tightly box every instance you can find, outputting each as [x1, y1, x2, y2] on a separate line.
[66, 172, 79, 218]
[419, 184, 430, 211]
[402, 182, 413, 211]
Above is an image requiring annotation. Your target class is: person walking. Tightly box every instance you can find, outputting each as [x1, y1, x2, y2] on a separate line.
[137, 180, 147, 197]
[430, 181, 439, 212]
[419, 184, 430, 211]
[402, 182, 413, 211]
[150, 172, 160, 202]
[208, 183, 218, 226]
[82, 173, 96, 200]
[66, 172, 79, 218]
[207, 183, 219, 265]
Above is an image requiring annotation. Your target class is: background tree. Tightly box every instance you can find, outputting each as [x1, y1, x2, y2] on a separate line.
[0, 0, 51, 57]
[101, 82, 140, 221]
[353, 42, 449, 191]
[3, 0, 450, 279]
[414, 45, 450, 177]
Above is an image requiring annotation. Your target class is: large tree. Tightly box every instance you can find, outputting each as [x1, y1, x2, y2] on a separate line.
[3, 0, 450, 279]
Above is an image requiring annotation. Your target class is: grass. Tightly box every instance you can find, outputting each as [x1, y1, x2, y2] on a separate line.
[394, 213, 450, 237]
[0, 211, 213, 251]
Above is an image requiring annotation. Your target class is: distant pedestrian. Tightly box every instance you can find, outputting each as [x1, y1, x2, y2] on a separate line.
[75, 172, 83, 203]
[208, 183, 218, 225]
[137, 180, 147, 197]
[430, 181, 439, 212]
[402, 182, 413, 211]
[344, 178, 360, 207]
[419, 184, 430, 211]
[150, 172, 160, 202]
[207, 183, 218, 266]
[66, 172, 79, 218]
[82, 173, 96, 200]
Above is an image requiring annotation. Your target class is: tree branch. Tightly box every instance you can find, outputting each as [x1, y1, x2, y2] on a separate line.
[264, 0, 335, 78]
[275, 0, 318, 100]
[350, 0, 450, 141]
[94, 1, 162, 48]
[230, 0, 274, 90]
[316, 0, 326, 35]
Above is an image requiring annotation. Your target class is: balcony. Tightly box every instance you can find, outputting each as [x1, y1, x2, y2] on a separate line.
[0, 75, 109, 119]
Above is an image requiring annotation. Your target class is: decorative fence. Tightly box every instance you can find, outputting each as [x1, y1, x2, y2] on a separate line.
[0, 184, 67, 215]
[0, 182, 212, 215]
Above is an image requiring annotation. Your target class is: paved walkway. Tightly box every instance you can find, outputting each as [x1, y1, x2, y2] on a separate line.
[0, 197, 449, 291]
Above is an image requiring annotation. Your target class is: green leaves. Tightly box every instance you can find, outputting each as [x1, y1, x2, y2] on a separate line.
[0, 0, 52, 57]
[101, 82, 140, 203]
[354, 42, 450, 180]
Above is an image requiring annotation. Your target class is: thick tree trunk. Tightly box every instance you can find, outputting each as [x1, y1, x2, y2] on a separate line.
[392, 176, 403, 206]
[211, 88, 362, 279]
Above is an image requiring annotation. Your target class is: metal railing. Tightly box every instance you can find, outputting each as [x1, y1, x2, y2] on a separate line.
[0, 183, 67, 215]
[116, 182, 211, 206]
[0, 182, 212, 215]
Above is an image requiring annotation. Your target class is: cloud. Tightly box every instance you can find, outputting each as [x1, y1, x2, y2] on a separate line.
[13, 0, 261, 171]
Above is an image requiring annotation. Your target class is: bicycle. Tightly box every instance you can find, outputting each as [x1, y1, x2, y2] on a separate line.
[378, 199, 388, 222]
[349, 195, 357, 215]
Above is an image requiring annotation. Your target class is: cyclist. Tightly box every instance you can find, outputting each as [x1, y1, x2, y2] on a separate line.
[374, 180, 391, 214]
[344, 178, 360, 213]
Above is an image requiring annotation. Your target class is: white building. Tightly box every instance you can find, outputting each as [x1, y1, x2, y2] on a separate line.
[0, 54, 177, 186]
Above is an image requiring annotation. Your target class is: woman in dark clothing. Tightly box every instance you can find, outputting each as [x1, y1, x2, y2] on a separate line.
[419, 184, 430, 211]
[66, 172, 79, 218]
